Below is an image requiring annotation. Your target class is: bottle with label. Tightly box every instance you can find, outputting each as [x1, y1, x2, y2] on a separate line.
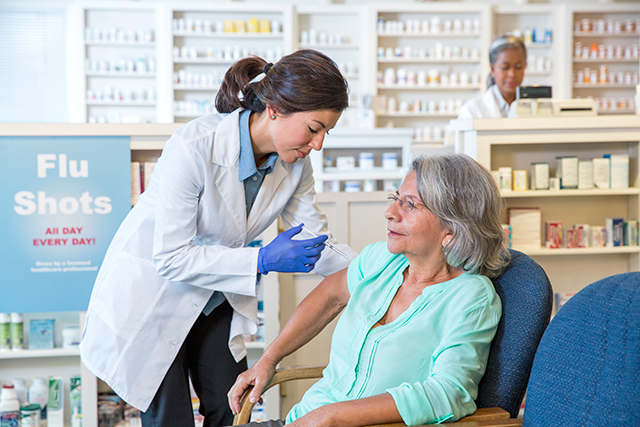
[70, 375, 82, 427]
[10, 379, 27, 406]
[0, 384, 20, 427]
[28, 377, 48, 420]
[0, 314, 10, 352]
[9, 313, 23, 351]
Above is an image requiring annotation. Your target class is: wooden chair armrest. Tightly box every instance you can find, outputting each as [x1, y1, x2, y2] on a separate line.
[233, 367, 512, 427]
[233, 365, 326, 425]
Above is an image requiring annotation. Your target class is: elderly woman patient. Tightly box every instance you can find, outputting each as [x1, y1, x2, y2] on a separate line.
[228, 154, 509, 427]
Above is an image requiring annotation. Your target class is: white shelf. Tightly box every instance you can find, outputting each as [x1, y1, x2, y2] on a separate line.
[86, 101, 156, 106]
[573, 58, 640, 63]
[526, 71, 553, 76]
[378, 84, 481, 90]
[598, 110, 635, 115]
[573, 32, 640, 38]
[84, 41, 155, 47]
[377, 112, 457, 118]
[173, 31, 283, 39]
[377, 31, 482, 38]
[173, 112, 204, 118]
[0, 348, 80, 359]
[501, 188, 639, 198]
[85, 72, 156, 78]
[173, 58, 234, 64]
[525, 43, 553, 49]
[522, 246, 640, 256]
[174, 85, 220, 91]
[298, 43, 358, 50]
[573, 83, 637, 89]
[320, 167, 406, 181]
[377, 58, 480, 64]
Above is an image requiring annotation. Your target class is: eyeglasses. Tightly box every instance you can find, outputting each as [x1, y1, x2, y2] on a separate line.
[387, 193, 428, 213]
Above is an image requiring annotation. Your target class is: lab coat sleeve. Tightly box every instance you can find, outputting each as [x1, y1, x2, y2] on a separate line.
[279, 157, 357, 277]
[385, 301, 501, 425]
[151, 135, 258, 297]
[457, 102, 476, 120]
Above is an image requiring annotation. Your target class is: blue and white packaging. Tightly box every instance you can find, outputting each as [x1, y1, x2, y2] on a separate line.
[28, 319, 55, 350]
[606, 218, 624, 247]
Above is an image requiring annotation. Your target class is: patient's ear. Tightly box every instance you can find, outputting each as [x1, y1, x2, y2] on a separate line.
[442, 233, 453, 247]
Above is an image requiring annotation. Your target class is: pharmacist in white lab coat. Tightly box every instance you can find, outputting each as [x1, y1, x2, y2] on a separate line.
[80, 50, 356, 427]
[458, 36, 527, 119]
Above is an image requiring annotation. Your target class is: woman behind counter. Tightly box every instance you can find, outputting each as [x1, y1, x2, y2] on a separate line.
[458, 36, 527, 119]
[229, 154, 510, 427]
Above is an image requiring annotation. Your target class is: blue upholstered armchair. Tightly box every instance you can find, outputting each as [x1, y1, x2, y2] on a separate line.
[523, 272, 640, 426]
[233, 249, 553, 426]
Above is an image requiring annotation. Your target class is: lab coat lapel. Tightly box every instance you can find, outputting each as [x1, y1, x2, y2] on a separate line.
[213, 110, 247, 240]
[247, 158, 288, 237]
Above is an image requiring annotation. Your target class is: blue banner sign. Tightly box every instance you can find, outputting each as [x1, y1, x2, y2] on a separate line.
[0, 136, 130, 312]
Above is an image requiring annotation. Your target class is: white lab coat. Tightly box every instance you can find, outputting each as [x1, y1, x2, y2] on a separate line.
[457, 85, 510, 119]
[79, 109, 354, 411]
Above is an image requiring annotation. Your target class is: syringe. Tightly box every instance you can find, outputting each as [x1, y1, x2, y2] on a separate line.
[301, 225, 351, 260]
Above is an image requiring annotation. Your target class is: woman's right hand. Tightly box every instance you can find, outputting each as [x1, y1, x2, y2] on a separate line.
[228, 354, 278, 415]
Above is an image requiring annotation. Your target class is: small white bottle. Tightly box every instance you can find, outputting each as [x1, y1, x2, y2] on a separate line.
[29, 377, 48, 420]
[11, 378, 27, 406]
[10, 313, 23, 351]
[0, 384, 21, 426]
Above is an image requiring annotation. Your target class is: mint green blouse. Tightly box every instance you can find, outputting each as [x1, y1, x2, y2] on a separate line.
[286, 241, 502, 425]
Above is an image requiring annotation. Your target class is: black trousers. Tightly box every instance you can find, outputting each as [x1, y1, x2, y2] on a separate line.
[141, 300, 248, 427]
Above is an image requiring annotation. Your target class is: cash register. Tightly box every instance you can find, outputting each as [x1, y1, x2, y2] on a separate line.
[508, 86, 597, 117]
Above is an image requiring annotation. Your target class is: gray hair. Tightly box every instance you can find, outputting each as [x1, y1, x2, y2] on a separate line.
[487, 35, 527, 88]
[412, 154, 509, 278]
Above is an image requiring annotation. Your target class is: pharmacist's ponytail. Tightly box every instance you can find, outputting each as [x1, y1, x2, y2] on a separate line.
[215, 49, 349, 115]
[487, 35, 527, 88]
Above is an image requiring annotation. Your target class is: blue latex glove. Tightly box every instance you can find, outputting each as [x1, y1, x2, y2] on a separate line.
[257, 224, 328, 274]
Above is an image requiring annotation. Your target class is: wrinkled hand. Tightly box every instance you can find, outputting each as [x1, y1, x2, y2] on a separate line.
[257, 224, 327, 274]
[228, 356, 278, 415]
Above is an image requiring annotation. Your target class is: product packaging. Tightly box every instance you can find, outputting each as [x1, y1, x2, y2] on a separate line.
[11, 378, 27, 406]
[62, 326, 81, 349]
[545, 222, 563, 249]
[590, 226, 607, 248]
[513, 170, 528, 191]
[29, 319, 55, 350]
[624, 219, 639, 246]
[606, 153, 629, 188]
[48, 376, 64, 427]
[606, 218, 624, 247]
[531, 163, 550, 190]
[10, 313, 23, 351]
[498, 167, 513, 191]
[20, 403, 41, 427]
[508, 208, 542, 250]
[592, 157, 611, 189]
[70, 375, 82, 427]
[575, 224, 591, 248]
[0, 314, 10, 351]
[578, 160, 594, 189]
[556, 156, 579, 189]
[501, 224, 512, 249]
[28, 377, 48, 420]
[0, 384, 20, 426]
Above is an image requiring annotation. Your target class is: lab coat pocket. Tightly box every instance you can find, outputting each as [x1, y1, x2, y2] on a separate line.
[92, 252, 168, 342]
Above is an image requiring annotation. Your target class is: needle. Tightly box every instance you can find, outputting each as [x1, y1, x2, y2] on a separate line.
[301, 225, 350, 260]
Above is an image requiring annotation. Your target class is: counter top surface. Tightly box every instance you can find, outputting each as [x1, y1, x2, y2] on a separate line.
[450, 115, 640, 132]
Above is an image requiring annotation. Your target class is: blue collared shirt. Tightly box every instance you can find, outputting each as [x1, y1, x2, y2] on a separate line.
[203, 110, 278, 316]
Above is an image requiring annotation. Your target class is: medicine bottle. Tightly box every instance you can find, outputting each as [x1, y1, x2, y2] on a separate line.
[28, 378, 48, 420]
[0, 384, 20, 426]
[9, 313, 23, 351]
[0, 314, 10, 352]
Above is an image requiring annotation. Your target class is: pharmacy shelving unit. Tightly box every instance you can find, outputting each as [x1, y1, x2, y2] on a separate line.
[493, 4, 566, 98]
[566, 3, 640, 115]
[0, 123, 282, 425]
[309, 128, 413, 194]
[369, 3, 491, 157]
[293, 5, 371, 129]
[68, 2, 168, 124]
[452, 115, 640, 299]
[165, 3, 293, 123]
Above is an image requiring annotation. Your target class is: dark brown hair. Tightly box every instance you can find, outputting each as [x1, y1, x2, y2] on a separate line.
[215, 49, 349, 115]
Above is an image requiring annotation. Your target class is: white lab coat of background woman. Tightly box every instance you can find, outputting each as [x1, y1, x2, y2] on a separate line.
[79, 109, 353, 411]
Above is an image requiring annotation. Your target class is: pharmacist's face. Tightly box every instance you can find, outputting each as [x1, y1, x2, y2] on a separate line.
[384, 171, 452, 260]
[267, 107, 341, 164]
[490, 48, 526, 98]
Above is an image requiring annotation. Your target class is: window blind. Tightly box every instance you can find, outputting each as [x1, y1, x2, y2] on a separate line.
[0, 8, 67, 122]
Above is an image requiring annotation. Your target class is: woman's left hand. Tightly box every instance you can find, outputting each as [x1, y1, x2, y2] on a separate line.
[284, 405, 335, 427]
